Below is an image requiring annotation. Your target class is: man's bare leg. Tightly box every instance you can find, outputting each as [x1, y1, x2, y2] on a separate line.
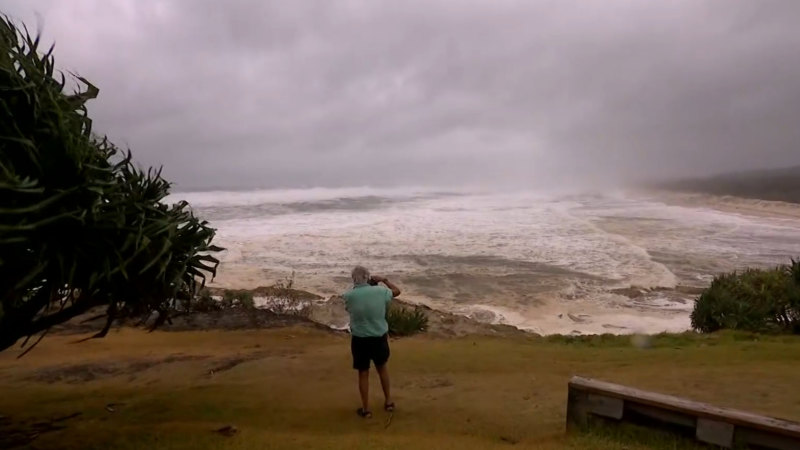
[358, 370, 370, 412]
[376, 364, 393, 407]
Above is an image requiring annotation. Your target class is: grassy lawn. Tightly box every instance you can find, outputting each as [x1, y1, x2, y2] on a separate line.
[1, 328, 799, 449]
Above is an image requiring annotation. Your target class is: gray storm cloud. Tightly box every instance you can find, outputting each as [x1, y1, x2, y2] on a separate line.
[4, 0, 800, 190]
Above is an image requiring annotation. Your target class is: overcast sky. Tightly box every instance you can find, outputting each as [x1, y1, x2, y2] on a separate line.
[4, 1, 800, 190]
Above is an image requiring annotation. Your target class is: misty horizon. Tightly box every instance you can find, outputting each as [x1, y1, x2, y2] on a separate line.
[165, 163, 800, 194]
[4, 1, 800, 190]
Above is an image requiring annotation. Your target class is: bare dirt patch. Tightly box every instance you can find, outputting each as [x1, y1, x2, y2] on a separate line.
[0, 412, 82, 449]
[27, 354, 210, 383]
[51, 305, 339, 337]
[205, 349, 301, 376]
[162, 308, 330, 332]
[26, 347, 305, 384]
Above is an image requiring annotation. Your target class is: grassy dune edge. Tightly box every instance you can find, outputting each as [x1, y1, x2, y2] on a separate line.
[1, 328, 799, 449]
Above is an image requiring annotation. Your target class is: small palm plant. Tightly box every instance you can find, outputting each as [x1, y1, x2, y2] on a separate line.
[387, 305, 428, 336]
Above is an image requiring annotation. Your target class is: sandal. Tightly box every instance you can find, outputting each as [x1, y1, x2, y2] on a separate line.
[384, 402, 395, 412]
[356, 408, 372, 418]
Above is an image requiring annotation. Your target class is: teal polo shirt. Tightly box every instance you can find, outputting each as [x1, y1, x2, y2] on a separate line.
[344, 284, 393, 337]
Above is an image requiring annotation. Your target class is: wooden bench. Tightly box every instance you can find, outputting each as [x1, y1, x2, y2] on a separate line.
[566, 376, 800, 449]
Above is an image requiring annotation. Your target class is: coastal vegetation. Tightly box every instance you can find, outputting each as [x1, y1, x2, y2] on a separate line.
[387, 304, 429, 336]
[691, 259, 800, 334]
[0, 17, 220, 352]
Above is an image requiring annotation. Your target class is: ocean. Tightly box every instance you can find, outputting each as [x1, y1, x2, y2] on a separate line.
[170, 188, 800, 335]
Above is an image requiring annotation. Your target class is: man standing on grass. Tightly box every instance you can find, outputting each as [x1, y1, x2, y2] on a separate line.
[344, 265, 401, 418]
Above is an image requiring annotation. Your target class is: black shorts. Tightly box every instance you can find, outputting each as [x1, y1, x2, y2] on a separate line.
[351, 334, 390, 371]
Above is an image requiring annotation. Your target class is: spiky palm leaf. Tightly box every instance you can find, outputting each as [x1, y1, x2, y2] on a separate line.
[0, 16, 221, 352]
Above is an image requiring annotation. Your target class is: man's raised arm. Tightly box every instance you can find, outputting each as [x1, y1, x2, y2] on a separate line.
[371, 276, 401, 298]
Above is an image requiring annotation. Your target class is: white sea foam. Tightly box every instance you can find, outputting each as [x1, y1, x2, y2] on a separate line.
[169, 186, 453, 208]
[173, 188, 800, 335]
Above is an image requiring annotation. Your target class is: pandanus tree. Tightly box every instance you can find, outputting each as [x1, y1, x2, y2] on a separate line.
[0, 16, 221, 353]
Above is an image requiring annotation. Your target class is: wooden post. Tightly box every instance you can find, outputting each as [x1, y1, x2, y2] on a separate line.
[565, 387, 588, 431]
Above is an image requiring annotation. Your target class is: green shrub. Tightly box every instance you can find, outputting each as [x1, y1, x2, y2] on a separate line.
[265, 272, 311, 317]
[221, 290, 255, 310]
[193, 289, 221, 312]
[691, 264, 800, 334]
[790, 258, 800, 286]
[386, 305, 428, 336]
[787, 259, 800, 331]
[237, 292, 255, 310]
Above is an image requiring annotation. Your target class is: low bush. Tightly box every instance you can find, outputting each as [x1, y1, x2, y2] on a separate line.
[264, 296, 311, 317]
[192, 289, 222, 312]
[790, 258, 800, 286]
[387, 305, 428, 336]
[260, 273, 312, 317]
[221, 290, 255, 310]
[691, 261, 800, 334]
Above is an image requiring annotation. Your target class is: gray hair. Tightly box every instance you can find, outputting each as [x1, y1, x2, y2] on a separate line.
[351, 265, 370, 285]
